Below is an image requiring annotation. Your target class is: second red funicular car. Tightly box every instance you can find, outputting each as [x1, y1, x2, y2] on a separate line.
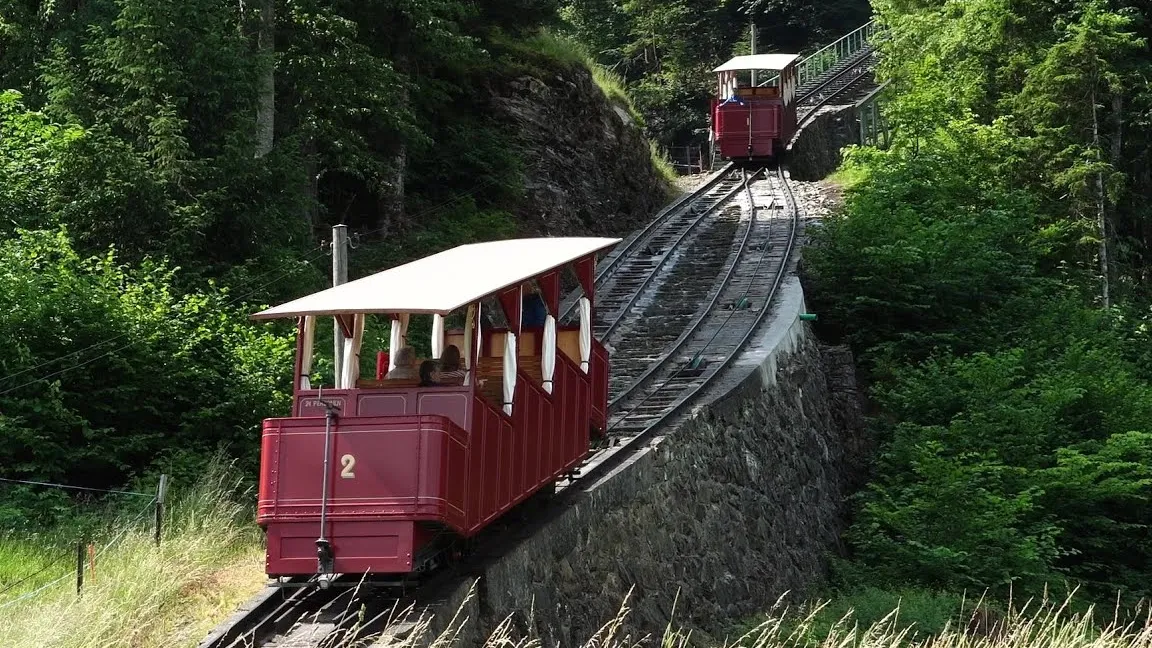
[711, 53, 800, 160]
[250, 237, 617, 582]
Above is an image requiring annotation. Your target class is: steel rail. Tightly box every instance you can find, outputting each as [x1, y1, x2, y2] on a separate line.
[607, 167, 765, 410]
[795, 49, 877, 128]
[595, 173, 754, 342]
[559, 162, 737, 322]
[570, 165, 799, 488]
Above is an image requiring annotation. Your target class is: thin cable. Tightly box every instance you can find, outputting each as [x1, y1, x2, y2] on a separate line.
[0, 242, 331, 387]
[1, 175, 501, 392]
[0, 554, 70, 597]
[0, 477, 153, 498]
[0, 250, 326, 397]
[0, 572, 71, 610]
[0, 497, 159, 609]
[96, 497, 158, 553]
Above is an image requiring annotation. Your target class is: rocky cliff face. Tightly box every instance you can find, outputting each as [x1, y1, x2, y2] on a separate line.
[489, 65, 672, 237]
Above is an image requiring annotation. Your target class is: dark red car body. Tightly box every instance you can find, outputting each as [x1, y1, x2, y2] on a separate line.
[251, 238, 615, 578]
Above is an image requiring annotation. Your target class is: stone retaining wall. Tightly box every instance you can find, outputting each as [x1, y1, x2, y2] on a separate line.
[411, 278, 865, 647]
[789, 105, 860, 181]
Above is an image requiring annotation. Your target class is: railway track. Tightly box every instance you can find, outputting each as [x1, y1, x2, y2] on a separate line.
[604, 168, 794, 433]
[796, 47, 877, 126]
[557, 161, 737, 324]
[199, 165, 799, 648]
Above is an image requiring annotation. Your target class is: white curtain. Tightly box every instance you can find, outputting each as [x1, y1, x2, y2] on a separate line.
[578, 297, 591, 373]
[502, 331, 517, 416]
[542, 314, 556, 393]
[431, 313, 445, 359]
[340, 314, 365, 389]
[462, 304, 476, 386]
[388, 313, 410, 371]
[299, 316, 316, 390]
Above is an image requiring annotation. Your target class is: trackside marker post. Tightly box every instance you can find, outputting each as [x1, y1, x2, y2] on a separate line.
[76, 542, 84, 594]
[155, 474, 169, 546]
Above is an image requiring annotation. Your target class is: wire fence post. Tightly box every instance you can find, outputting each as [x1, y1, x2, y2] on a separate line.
[87, 543, 96, 584]
[75, 542, 84, 594]
[154, 474, 168, 547]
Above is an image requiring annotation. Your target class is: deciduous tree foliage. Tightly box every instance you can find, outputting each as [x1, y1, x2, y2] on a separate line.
[559, 0, 869, 146]
[806, 0, 1152, 600]
[0, 228, 294, 529]
[0, 0, 592, 526]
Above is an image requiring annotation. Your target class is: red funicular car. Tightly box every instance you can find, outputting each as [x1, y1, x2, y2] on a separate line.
[711, 53, 799, 160]
[250, 237, 618, 581]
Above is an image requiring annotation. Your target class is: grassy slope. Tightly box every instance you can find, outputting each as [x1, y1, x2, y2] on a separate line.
[0, 469, 265, 648]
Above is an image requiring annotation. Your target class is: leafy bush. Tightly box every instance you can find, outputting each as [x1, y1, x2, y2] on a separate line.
[805, 108, 1152, 601]
[804, 125, 1045, 369]
[0, 230, 293, 530]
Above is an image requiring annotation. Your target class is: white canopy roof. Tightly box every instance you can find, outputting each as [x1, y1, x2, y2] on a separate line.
[713, 54, 800, 73]
[251, 237, 621, 319]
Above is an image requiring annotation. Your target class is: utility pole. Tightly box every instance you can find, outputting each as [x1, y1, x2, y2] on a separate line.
[332, 225, 349, 382]
[750, 21, 758, 86]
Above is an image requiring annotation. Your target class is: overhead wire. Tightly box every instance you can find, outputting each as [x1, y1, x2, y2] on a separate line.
[0, 497, 159, 609]
[0, 477, 153, 498]
[0, 241, 331, 388]
[1, 173, 505, 396]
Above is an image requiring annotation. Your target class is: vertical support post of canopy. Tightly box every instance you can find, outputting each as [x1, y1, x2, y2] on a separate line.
[431, 314, 445, 359]
[463, 304, 476, 385]
[473, 302, 484, 384]
[497, 286, 523, 416]
[340, 314, 364, 389]
[299, 316, 316, 390]
[574, 255, 596, 374]
[388, 314, 410, 372]
[539, 271, 561, 394]
[750, 21, 758, 87]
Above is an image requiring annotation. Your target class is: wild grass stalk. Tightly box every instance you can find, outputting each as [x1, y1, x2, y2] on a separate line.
[0, 461, 265, 648]
[340, 590, 1152, 648]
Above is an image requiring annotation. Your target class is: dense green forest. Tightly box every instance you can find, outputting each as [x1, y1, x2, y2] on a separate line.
[0, 0, 648, 529]
[802, 0, 1152, 610]
[6, 0, 1152, 624]
[560, 0, 870, 145]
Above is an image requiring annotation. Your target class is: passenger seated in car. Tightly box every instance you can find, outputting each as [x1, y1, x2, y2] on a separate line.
[419, 360, 440, 387]
[385, 347, 417, 379]
[433, 345, 467, 385]
[522, 289, 547, 327]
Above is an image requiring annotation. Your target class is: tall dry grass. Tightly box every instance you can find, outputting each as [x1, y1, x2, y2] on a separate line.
[0, 464, 265, 648]
[325, 587, 1152, 648]
[4, 463, 1150, 648]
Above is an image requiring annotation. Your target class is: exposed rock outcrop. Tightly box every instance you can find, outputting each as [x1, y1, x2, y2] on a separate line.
[490, 65, 673, 237]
